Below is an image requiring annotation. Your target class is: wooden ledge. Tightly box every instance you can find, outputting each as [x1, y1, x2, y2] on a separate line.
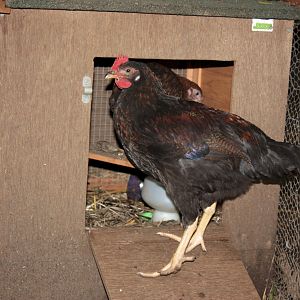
[89, 224, 260, 300]
[89, 151, 134, 169]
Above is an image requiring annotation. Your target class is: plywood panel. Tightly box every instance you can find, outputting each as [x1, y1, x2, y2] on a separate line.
[0, 9, 293, 298]
[0, 10, 106, 300]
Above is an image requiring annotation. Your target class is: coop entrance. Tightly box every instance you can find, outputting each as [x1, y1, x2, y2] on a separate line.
[83, 59, 263, 299]
[86, 58, 234, 228]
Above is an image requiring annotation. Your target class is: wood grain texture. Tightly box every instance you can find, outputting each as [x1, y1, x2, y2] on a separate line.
[201, 66, 233, 112]
[0, 10, 106, 300]
[90, 224, 260, 300]
[0, 9, 293, 298]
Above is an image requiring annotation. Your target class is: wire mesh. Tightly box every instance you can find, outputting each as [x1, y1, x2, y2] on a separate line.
[271, 20, 300, 300]
[90, 64, 116, 148]
[89, 59, 187, 150]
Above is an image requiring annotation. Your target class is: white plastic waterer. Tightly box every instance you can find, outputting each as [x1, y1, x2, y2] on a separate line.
[141, 177, 180, 222]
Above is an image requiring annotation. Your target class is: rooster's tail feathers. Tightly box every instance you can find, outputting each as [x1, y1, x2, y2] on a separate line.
[260, 140, 300, 180]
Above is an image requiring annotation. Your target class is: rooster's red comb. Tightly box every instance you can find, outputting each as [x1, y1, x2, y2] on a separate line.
[111, 55, 129, 71]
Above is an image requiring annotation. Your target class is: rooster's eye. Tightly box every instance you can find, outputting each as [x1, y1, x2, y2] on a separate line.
[126, 68, 131, 73]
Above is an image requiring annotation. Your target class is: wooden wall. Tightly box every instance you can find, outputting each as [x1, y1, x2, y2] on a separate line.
[0, 9, 293, 299]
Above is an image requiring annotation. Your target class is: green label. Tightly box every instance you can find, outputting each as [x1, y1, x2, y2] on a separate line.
[254, 23, 273, 30]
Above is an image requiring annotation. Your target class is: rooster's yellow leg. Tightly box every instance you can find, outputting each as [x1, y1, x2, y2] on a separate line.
[137, 217, 198, 278]
[186, 202, 216, 253]
[157, 202, 216, 253]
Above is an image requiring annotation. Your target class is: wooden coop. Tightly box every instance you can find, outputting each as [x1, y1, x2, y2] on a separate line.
[1, 1, 299, 299]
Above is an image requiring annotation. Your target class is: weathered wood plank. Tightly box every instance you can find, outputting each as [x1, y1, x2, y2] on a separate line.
[90, 224, 260, 300]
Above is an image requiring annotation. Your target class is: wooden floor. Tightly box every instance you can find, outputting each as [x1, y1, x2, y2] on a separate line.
[89, 223, 260, 300]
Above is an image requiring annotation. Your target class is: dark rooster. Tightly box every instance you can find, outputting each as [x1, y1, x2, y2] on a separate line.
[105, 56, 300, 278]
[109, 61, 202, 111]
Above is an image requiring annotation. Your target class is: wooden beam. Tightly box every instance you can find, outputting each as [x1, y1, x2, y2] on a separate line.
[0, 1, 11, 14]
[89, 151, 134, 168]
[186, 68, 201, 84]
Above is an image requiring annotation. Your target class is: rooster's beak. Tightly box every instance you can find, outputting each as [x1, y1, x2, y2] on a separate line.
[105, 71, 118, 80]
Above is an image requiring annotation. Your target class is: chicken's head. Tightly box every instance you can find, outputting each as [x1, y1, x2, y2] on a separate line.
[105, 56, 141, 89]
[187, 87, 203, 103]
